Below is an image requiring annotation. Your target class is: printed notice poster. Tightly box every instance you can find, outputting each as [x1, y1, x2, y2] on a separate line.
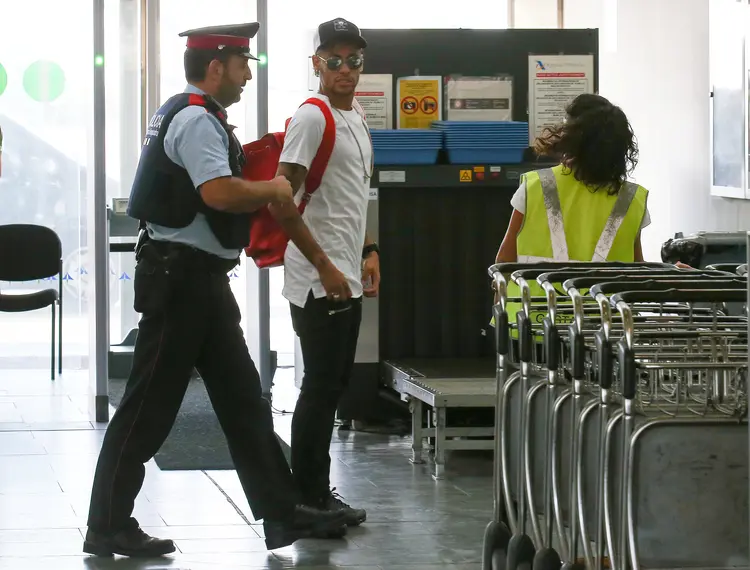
[445, 76, 513, 122]
[396, 76, 442, 129]
[528, 55, 594, 143]
[355, 74, 393, 130]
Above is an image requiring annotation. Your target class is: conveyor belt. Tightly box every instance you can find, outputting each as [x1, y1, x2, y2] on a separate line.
[401, 378, 495, 408]
[384, 358, 496, 479]
[383, 357, 495, 393]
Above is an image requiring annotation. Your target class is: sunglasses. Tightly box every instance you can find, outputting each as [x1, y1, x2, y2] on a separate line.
[315, 53, 364, 71]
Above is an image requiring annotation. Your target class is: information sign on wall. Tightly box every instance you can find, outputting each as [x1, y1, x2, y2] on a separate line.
[396, 76, 442, 129]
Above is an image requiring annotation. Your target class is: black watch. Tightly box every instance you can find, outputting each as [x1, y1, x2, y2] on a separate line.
[362, 243, 379, 259]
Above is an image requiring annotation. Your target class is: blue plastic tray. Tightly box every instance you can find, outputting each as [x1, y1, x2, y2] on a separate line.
[375, 149, 439, 165]
[447, 148, 525, 164]
[373, 145, 443, 150]
[432, 121, 528, 127]
[444, 135, 528, 141]
[445, 143, 528, 149]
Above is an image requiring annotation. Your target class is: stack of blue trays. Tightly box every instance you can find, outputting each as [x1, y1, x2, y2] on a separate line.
[432, 121, 529, 164]
[370, 129, 444, 165]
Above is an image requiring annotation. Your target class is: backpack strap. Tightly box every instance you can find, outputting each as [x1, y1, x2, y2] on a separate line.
[287, 98, 337, 201]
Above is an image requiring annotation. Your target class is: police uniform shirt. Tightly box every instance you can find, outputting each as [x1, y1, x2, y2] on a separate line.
[280, 94, 372, 308]
[147, 84, 241, 260]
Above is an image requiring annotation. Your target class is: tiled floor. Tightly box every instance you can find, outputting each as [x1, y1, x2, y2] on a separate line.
[0, 369, 493, 569]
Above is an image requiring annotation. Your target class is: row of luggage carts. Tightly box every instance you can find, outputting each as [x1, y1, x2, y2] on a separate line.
[482, 261, 749, 570]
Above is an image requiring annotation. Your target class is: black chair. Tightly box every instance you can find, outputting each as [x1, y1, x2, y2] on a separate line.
[0, 224, 63, 379]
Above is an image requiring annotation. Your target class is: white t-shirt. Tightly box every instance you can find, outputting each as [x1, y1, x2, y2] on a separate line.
[280, 95, 372, 308]
[510, 179, 651, 230]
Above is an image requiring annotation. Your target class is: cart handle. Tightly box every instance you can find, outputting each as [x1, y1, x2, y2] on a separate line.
[539, 267, 702, 287]
[617, 338, 637, 400]
[543, 317, 560, 370]
[492, 305, 510, 356]
[590, 278, 746, 298]
[569, 324, 586, 381]
[516, 311, 533, 364]
[486, 261, 671, 279]
[705, 263, 742, 273]
[612, 288, 747, 305]
[594, 329, 614, 390]
[564, 272, 737, 292]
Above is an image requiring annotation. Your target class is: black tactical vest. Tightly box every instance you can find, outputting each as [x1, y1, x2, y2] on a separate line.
[126, 92, 251, 250]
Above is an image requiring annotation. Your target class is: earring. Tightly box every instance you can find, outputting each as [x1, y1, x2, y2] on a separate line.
[314, 70, 320, 77]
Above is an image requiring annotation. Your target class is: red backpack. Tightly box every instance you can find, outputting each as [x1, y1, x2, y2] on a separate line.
[242, 98, 336, 268]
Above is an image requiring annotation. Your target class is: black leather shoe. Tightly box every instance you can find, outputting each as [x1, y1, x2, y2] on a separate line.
[263, 504, 348, 550]
[322, 488, 367, 526]
[83, 528, 176, 557]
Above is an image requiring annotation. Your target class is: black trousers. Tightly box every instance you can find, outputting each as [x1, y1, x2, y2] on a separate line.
[290, 293, 363, 502]
[87, 242, 297, 533]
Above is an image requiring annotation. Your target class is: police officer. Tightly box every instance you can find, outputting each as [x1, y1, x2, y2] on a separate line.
[84, 23, 348, 558]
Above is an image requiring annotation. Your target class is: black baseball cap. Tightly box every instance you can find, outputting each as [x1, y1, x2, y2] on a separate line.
[314, 18, 367, 51]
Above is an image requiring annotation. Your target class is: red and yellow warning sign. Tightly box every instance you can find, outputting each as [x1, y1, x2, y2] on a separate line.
[401, 96, 418, 115]
[397, 76, 442, 129]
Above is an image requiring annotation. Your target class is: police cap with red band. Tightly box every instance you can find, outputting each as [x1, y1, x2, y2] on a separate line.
[179, 23, 260, 61]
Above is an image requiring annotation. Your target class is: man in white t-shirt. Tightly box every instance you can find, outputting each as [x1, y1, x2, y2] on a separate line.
[268, 18, 379, 527]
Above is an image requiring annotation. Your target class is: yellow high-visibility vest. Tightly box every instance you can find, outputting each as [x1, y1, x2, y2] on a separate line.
[501, 164, 648, 331]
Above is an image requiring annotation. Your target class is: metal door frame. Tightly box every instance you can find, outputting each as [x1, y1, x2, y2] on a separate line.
[90, 0, 274, 422]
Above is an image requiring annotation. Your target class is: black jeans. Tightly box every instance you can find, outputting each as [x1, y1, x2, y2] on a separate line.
[87, 242, 297, 533]
[290, 293, 363, 502]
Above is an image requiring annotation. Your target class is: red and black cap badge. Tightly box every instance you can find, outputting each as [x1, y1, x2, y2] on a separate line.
[179, 23, 260, 61]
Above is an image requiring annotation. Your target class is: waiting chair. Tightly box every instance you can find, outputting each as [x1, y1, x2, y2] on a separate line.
[0, 224, 63, 379]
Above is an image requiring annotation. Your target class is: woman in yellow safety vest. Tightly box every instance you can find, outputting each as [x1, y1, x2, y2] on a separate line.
[492, 94, 651, 330]
[495, 93, 649, 265]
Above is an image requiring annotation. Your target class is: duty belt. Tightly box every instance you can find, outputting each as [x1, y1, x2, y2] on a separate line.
[138, 237, 239, 275]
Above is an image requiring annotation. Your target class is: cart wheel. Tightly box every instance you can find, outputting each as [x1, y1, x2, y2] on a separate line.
[506, 534, 535, 570]
[532, 547, 561, 570]
[482, 521, 511, 570]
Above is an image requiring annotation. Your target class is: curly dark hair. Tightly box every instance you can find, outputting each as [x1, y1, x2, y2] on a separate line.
[532, 93, 638, 195]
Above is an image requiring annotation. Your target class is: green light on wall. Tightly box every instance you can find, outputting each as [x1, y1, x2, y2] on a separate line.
[0, 64, 7, 96]
[23, 60, 65, 103]
[258, 53, 267, 65]
[94, 54, 105, 67]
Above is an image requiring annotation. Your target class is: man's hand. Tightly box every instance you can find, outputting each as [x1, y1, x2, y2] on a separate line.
[362, 253, 380, 297]
[675, 261, 694, 269]
[319, 263, 352, 301]
[267, 175, 294, 204]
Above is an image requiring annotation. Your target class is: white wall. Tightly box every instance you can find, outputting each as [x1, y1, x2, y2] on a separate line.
[560, 0, 747, 260]
[513, 0, 559, 28]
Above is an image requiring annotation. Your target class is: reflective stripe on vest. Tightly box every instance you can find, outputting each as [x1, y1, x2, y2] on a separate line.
[538, 168, 569, 261]
[518, 167, 640, 264]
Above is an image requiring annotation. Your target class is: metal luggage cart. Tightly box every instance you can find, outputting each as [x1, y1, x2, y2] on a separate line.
[482, 262, 673, 570]
[483, 263, 749, 570]
[595, 283, 748, 570]
[556, 270, 745, 566]
[523, 268, 727, 569]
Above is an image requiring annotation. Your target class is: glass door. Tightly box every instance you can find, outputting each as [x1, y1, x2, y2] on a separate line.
[0, 0, 94, 370]
[105, 0, 143, 353]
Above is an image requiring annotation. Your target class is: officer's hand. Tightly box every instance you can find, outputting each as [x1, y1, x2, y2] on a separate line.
[319, 262, 352, 302]
[269, 175, 293, 204]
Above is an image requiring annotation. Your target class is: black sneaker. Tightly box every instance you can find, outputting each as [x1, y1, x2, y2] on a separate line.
[263, 504, 348, 550]
[323, 488, 367, 527]
[83, 527, 176, 558]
